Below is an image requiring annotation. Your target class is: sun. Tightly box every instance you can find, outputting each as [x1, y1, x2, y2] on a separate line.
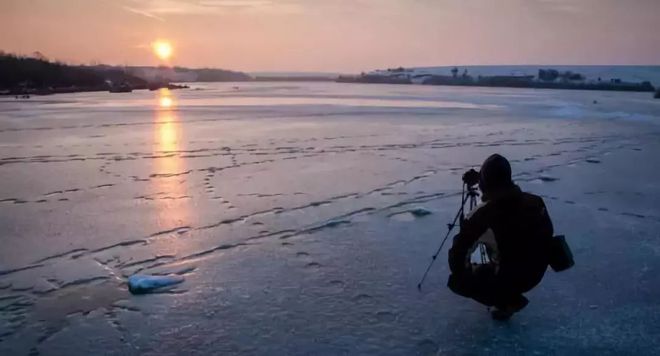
[152, 40, 173, 61]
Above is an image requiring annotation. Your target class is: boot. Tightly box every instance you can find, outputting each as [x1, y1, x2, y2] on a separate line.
[491, 295, 529, 321]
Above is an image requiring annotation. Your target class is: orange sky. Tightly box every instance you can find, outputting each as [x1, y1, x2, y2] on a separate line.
[1, 0, 659, 72]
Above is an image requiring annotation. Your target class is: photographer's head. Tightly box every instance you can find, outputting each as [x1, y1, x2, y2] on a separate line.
[479, 154, 513, 200]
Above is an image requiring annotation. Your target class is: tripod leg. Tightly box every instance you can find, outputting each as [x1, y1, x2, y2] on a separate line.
[479, 244, 488, 264]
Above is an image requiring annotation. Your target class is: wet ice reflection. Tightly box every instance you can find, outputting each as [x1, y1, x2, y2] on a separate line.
[153, 89, 190, 229]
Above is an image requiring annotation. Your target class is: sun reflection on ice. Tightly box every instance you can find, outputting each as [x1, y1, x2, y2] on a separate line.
[153, 89, 190, 231]
[159, 95, 173, 109]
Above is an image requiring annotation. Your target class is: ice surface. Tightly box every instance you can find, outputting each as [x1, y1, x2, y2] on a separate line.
[1, 83, 659, 355]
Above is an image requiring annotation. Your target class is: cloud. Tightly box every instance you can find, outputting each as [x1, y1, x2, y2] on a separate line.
[121, 5, 166, 21]
[121, 0, 302, 16]
[199, 0, 275, 8]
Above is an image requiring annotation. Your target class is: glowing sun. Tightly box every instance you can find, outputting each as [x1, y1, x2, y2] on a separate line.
[152, 40, 173, 60]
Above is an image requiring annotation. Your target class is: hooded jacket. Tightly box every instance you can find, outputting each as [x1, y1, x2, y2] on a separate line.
[448, 185, 554, 290]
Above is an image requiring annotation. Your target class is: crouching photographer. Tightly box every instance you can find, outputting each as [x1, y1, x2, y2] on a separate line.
[446, 154, 573, 320]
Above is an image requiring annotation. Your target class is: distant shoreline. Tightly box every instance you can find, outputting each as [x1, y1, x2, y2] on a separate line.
[335, 65, 658, 93]
[0, 83, 189, 97]
[2, 80, 659, 98]
[0, 53, 247, 97]
[335, 75, 655, 93]
[4, 53, 657, 96]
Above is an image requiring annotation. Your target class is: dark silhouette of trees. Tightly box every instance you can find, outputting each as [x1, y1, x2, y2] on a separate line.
[188, 68, 251, 82]
[0, 52, 251, 94]
[0, 53, 105, 89]
[538, 69, 559, 82]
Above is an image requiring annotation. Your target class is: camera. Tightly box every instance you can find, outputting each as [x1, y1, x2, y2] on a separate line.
[462, 169, 480, 187]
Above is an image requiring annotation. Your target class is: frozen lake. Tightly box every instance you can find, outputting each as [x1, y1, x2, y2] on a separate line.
[1, 83, 660, 355]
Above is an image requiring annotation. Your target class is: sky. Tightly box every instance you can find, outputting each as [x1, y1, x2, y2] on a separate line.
[1, 0, 659, 72]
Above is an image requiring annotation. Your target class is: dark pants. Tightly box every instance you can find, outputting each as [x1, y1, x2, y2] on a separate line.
[447, 264, 531, 308]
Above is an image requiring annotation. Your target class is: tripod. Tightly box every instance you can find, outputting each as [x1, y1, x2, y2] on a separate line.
[417, 183, 487, 291]
[466, 188, 489, 266]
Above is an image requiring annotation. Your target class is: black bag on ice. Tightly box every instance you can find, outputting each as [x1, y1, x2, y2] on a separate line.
[549, 235, 574, 272]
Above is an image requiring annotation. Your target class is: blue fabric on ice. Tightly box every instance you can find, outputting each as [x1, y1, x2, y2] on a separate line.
[128, 274, 184, 294]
